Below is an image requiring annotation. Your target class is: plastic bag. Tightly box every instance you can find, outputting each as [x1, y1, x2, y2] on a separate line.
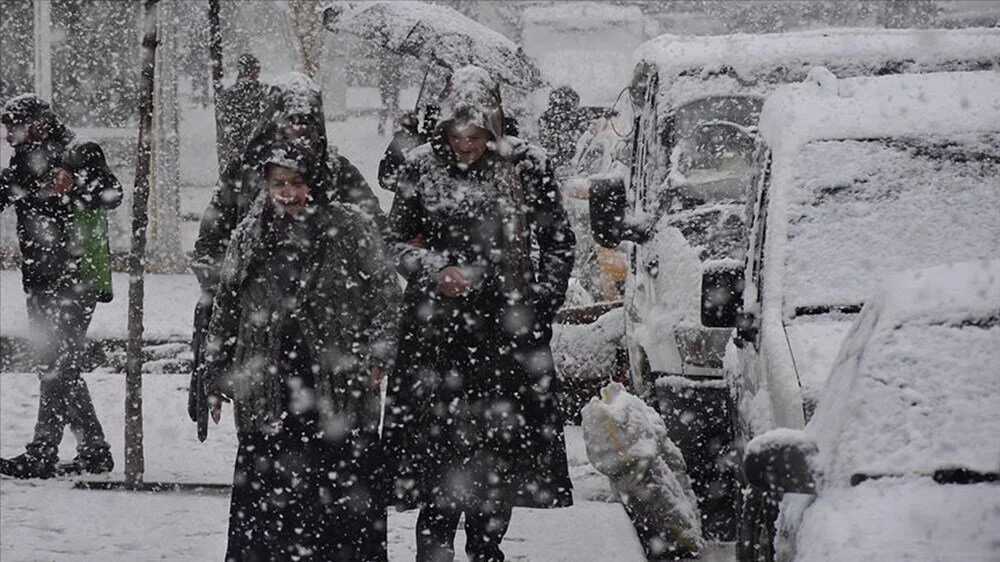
[582, 382, 705, 560]
[75, 208, 114, 303]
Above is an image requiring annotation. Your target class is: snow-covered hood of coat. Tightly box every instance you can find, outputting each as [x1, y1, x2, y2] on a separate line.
[436, 65, 505, 142]
[245, 72, 330, 164]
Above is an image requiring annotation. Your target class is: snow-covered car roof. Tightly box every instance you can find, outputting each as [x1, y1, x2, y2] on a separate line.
[632, 27, 1000, 107]
[523, 2, 645, 27]
[809, 259, 1000, 484]
[758, 70, 1000, 152]
[634, 27, 1000, 81]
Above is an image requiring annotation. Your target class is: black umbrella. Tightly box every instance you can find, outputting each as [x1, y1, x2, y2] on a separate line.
[324, 1, 545, 92]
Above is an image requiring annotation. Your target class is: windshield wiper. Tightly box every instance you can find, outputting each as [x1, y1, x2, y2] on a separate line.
[794, 304, 863, 317]
[851, 469, 999, 486]
[933, 468, 999, 485]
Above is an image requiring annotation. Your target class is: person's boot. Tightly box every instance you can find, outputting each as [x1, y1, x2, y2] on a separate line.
[0, 452, 58, 479]
[57, 446, 114, 476]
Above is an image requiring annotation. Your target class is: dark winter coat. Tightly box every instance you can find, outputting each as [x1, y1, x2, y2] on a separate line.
[0, 135, 123, 295]
[202, 193, 400, 437]
[382, 67, 576, 510]
[192, 75, 383, 293]
[538, 86, 588, 171]
[218, 76, 268, 171]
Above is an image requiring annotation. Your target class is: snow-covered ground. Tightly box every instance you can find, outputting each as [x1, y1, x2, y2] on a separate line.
[0, 370, 734, 561]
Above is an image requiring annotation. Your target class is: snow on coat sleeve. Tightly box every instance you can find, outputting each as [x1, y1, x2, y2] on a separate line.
[386, 156, 450, 281]
[328, 154, 385, 228]
[199, 193, 267, 396]
[192, 159, 244, 292]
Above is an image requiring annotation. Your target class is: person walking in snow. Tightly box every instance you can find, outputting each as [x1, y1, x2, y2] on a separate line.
[382, 65, 576, 562]
[201, 140, 399, 561]
[190, 73, 383, 426]
[377, 53, 404, 136]
[0, 94, 122, 479]
[537, 85, 588, 173]
[217, 53, 268, 172]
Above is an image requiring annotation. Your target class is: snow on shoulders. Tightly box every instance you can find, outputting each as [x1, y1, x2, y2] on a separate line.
[404, 142, 434, 163]
[272, 72, 321, 115]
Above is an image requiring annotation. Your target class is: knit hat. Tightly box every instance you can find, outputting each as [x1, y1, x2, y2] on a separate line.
[1, 94, 56, 126]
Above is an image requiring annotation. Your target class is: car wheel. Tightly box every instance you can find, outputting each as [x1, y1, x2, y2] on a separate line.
[737, 485, 778, 562]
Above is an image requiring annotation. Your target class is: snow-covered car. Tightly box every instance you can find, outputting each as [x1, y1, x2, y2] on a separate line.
[743, 259, 1000, 562]
[589, 27, 1000, 541]
[701, 69, 1000, 560]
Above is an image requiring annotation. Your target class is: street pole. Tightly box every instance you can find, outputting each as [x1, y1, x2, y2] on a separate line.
[207, 0, 225, 172]
[125, 0, 159, 490]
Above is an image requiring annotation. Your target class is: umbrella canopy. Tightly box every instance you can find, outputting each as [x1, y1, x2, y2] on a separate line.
[324, 1, 545, 91]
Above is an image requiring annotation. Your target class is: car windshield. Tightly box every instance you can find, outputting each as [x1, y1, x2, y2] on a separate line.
[669, 96, 763, 194]
[783, 133, 1000, 315]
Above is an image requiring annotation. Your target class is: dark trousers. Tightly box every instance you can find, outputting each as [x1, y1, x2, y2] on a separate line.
[24, 289, 108, 462]
[226, 422, 388, 562]
[415, 501, 514, 562]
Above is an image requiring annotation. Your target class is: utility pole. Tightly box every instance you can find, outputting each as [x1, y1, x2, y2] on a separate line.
[125, 0, 159, 490]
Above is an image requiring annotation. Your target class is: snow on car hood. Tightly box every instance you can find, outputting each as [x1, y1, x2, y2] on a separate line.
[783, 317, 854, 417]
[792, 478, 1000, 562]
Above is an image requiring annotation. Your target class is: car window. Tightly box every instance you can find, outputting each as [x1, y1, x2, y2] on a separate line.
[665, 205, 745, 262]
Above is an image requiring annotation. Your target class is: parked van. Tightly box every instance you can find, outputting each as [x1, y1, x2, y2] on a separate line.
[702, 70, 1000, 560]
[589, 27, 1000, 540]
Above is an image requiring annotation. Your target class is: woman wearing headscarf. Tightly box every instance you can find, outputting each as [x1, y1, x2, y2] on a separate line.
[201, 140, 399, 561]
[383, 66, 576, 562]
[190, 73, 384, 427]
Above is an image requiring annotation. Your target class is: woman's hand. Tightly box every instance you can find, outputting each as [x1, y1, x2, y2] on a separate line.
[437, 265, 471, 297]
[209, 392, 231, 424]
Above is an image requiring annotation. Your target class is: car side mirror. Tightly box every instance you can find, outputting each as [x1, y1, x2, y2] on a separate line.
[744, 429, 818, 494]
[589, 175, 627, 248]
[589, 175, 652, 248]
[701, 264, 745, 327]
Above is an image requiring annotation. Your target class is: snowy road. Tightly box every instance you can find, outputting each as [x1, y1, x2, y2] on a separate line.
[0, 372, 733, 561]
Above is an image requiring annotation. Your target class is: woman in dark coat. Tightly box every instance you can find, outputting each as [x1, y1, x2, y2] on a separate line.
[201, 141, 399, 561]
[382, 66, 576, 562]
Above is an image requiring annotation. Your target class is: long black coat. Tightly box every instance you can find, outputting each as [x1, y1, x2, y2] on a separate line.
[203, 195, 400, 437]
[383, 137, 576, 510]
[0, 136, 123, 295]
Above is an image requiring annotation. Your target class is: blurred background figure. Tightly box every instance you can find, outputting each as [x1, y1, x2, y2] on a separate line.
[537, 85, 588, 173]
[377, 54, 403, 136]
[218, 53, 268, 172]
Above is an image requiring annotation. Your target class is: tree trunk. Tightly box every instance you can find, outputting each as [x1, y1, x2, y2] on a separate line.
[148, 0, 184, 273]
[288, 0, 324, 78]
[125, 0, 159, 490]
[207, 0, 224, 172]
